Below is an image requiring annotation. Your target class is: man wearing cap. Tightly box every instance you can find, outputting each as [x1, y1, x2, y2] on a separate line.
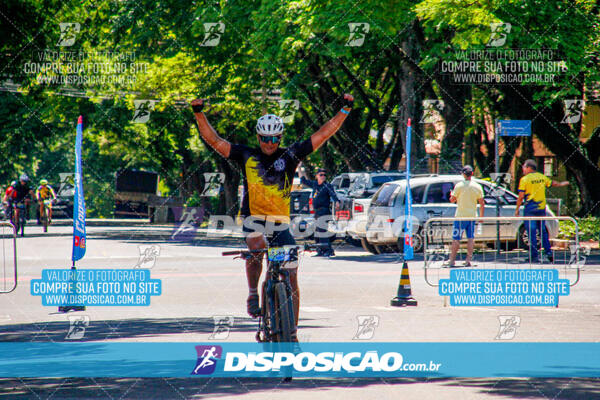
[515, 159, 569, 263]
[447, 165, 484, 267]
[299, 165, 339, 257]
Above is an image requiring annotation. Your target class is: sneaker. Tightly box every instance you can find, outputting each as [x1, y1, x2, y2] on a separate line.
[463, 262, 473, 267]
[246, 294, 260, 318]
[442, 261, 456, 268]
[545, 254, 554, 263]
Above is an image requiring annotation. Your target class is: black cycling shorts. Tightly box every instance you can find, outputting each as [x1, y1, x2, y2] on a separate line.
[241, 217, 297, 247]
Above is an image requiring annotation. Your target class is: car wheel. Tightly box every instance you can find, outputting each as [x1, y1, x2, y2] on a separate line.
[375, 244, 397, 254]
[345, 237, 362, 248]
[397, 229, 424, 253]
[360, 238, 378, 254]
[518, 224, 543, 250]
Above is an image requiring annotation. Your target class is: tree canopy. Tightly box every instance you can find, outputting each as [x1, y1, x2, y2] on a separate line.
[1, 0, 598, 216]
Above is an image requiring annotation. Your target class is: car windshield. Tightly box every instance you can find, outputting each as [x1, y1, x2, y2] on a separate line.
[371, 184, 399, 207]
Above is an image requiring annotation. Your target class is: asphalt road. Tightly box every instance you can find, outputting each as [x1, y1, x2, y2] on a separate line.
[0, 223, 599, 399]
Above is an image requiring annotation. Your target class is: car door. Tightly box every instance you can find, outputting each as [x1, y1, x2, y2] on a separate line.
[423, 181, 457, 241]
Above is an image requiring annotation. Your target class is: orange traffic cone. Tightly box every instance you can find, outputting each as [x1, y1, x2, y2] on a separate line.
[390, 261, 417, 306]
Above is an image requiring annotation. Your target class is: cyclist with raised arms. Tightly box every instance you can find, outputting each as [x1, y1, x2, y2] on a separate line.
[191, 95, 353, 329]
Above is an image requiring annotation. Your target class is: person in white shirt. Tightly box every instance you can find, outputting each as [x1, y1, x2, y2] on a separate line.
[447, 165, 484, 267]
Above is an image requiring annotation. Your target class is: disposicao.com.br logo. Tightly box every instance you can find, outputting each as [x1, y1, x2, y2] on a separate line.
[190, 344, 442, 377]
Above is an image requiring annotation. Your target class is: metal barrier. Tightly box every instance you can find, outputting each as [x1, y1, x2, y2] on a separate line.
[423, 216, 582, 288]
[0, 221, 17, 293]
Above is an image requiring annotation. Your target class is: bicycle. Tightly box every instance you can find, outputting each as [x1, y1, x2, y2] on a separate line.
[40, 199, 53, 233]
[222, 243, 321, 343]
[11, 201, 28, 237]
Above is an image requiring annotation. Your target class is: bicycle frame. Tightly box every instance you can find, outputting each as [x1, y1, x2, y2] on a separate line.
[11, 202, 27, 237]
[260, 252, 296, 343]
[223, 244, 321, 343]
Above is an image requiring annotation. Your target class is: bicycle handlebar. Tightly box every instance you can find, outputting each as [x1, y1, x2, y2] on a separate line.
[221, 243, 330, 257]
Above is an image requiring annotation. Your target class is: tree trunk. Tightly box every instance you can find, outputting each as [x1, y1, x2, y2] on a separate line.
[436, 69, 469, 173]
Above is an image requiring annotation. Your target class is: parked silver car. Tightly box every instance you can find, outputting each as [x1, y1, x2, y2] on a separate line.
[364, 175, 559, 253]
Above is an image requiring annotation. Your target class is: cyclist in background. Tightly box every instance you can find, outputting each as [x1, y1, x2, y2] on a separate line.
[36, 179, 57, 224]
[191, 94, 353, 326]
[3, 181, 17, 221]
[13, 174, 33, 220]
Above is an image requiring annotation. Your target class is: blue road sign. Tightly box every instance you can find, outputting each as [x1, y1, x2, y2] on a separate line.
[497, 120, 531, 136]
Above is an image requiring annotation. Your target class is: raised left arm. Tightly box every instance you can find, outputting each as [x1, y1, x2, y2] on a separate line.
[310, 94, 353, 151]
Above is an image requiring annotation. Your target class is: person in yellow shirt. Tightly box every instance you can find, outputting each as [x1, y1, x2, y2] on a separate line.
[36, 179, 56, 223]
[515, 159, 569, 263]
[191, 94, 353, 328]
[447, 165, 484, 267]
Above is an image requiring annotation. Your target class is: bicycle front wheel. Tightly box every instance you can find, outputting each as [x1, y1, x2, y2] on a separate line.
[42, 207, 48, 232]
[273, 282, 295, 342]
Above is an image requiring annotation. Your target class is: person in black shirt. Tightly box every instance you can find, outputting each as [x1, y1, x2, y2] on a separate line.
[13, 174, 33, 220]
[191, 95, 354, 326]
[299, 166, 339, 256]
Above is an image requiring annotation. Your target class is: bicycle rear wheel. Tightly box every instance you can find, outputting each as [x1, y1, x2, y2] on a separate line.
[11, 213, 19, 236]
[273, 282, 295, 342]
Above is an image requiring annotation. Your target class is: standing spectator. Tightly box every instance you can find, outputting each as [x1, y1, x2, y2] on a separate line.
[447, 165, 484, 267]
[299, 164, 339, 257]
[515, 159, 569, 263]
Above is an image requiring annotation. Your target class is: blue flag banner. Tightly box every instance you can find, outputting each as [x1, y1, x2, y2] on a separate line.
[72, 115, 86, 262]
[404, 118, 414, 260]
[0, 342, 598, 378]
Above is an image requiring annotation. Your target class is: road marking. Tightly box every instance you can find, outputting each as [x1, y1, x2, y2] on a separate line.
[300, 306, 335, 313]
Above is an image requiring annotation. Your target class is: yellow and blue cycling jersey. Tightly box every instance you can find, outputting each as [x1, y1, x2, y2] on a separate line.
[36, 185, 56, 201]
[518, 172, 551, 213]
[228, 139, 314, 224]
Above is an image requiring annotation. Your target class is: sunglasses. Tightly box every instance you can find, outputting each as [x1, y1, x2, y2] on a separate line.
[259, 135, 282, 144]
[317, 173, 326, 177]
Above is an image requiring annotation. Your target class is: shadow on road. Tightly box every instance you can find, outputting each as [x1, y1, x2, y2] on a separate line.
[0, 317, 331, 342]
[0, 317, 256, 342]
[0, 377, 598, 399]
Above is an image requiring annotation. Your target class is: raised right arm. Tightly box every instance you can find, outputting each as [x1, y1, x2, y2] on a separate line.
[191, 99, 231, 158]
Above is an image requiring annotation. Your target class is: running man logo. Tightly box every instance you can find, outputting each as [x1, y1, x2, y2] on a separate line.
[209, 316, 234, 340]
[65, 315, 89, 340]
[426, 252, 447, 268]
[171, 207, 205, 241]
[201, 173, 225, 197]
[420, 100, 444, 123]
[135, 245, 161, 269]
[495, 315, 520, 340]
[346, 23, 370, 47]
[487, 22, 511, 47]
[57, 23, 80, 47]
[568, 244, 590, 269]
[133, 100, 157, 124]
[561, 100, 585, 124]
[200, 22, 225, 47]
[279, 100, 300, 123]
[353, 315, 379, 340]
[192, 345, 223, 375]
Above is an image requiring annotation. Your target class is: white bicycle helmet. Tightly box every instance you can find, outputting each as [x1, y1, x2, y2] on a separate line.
[256, 114, 284, 136]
